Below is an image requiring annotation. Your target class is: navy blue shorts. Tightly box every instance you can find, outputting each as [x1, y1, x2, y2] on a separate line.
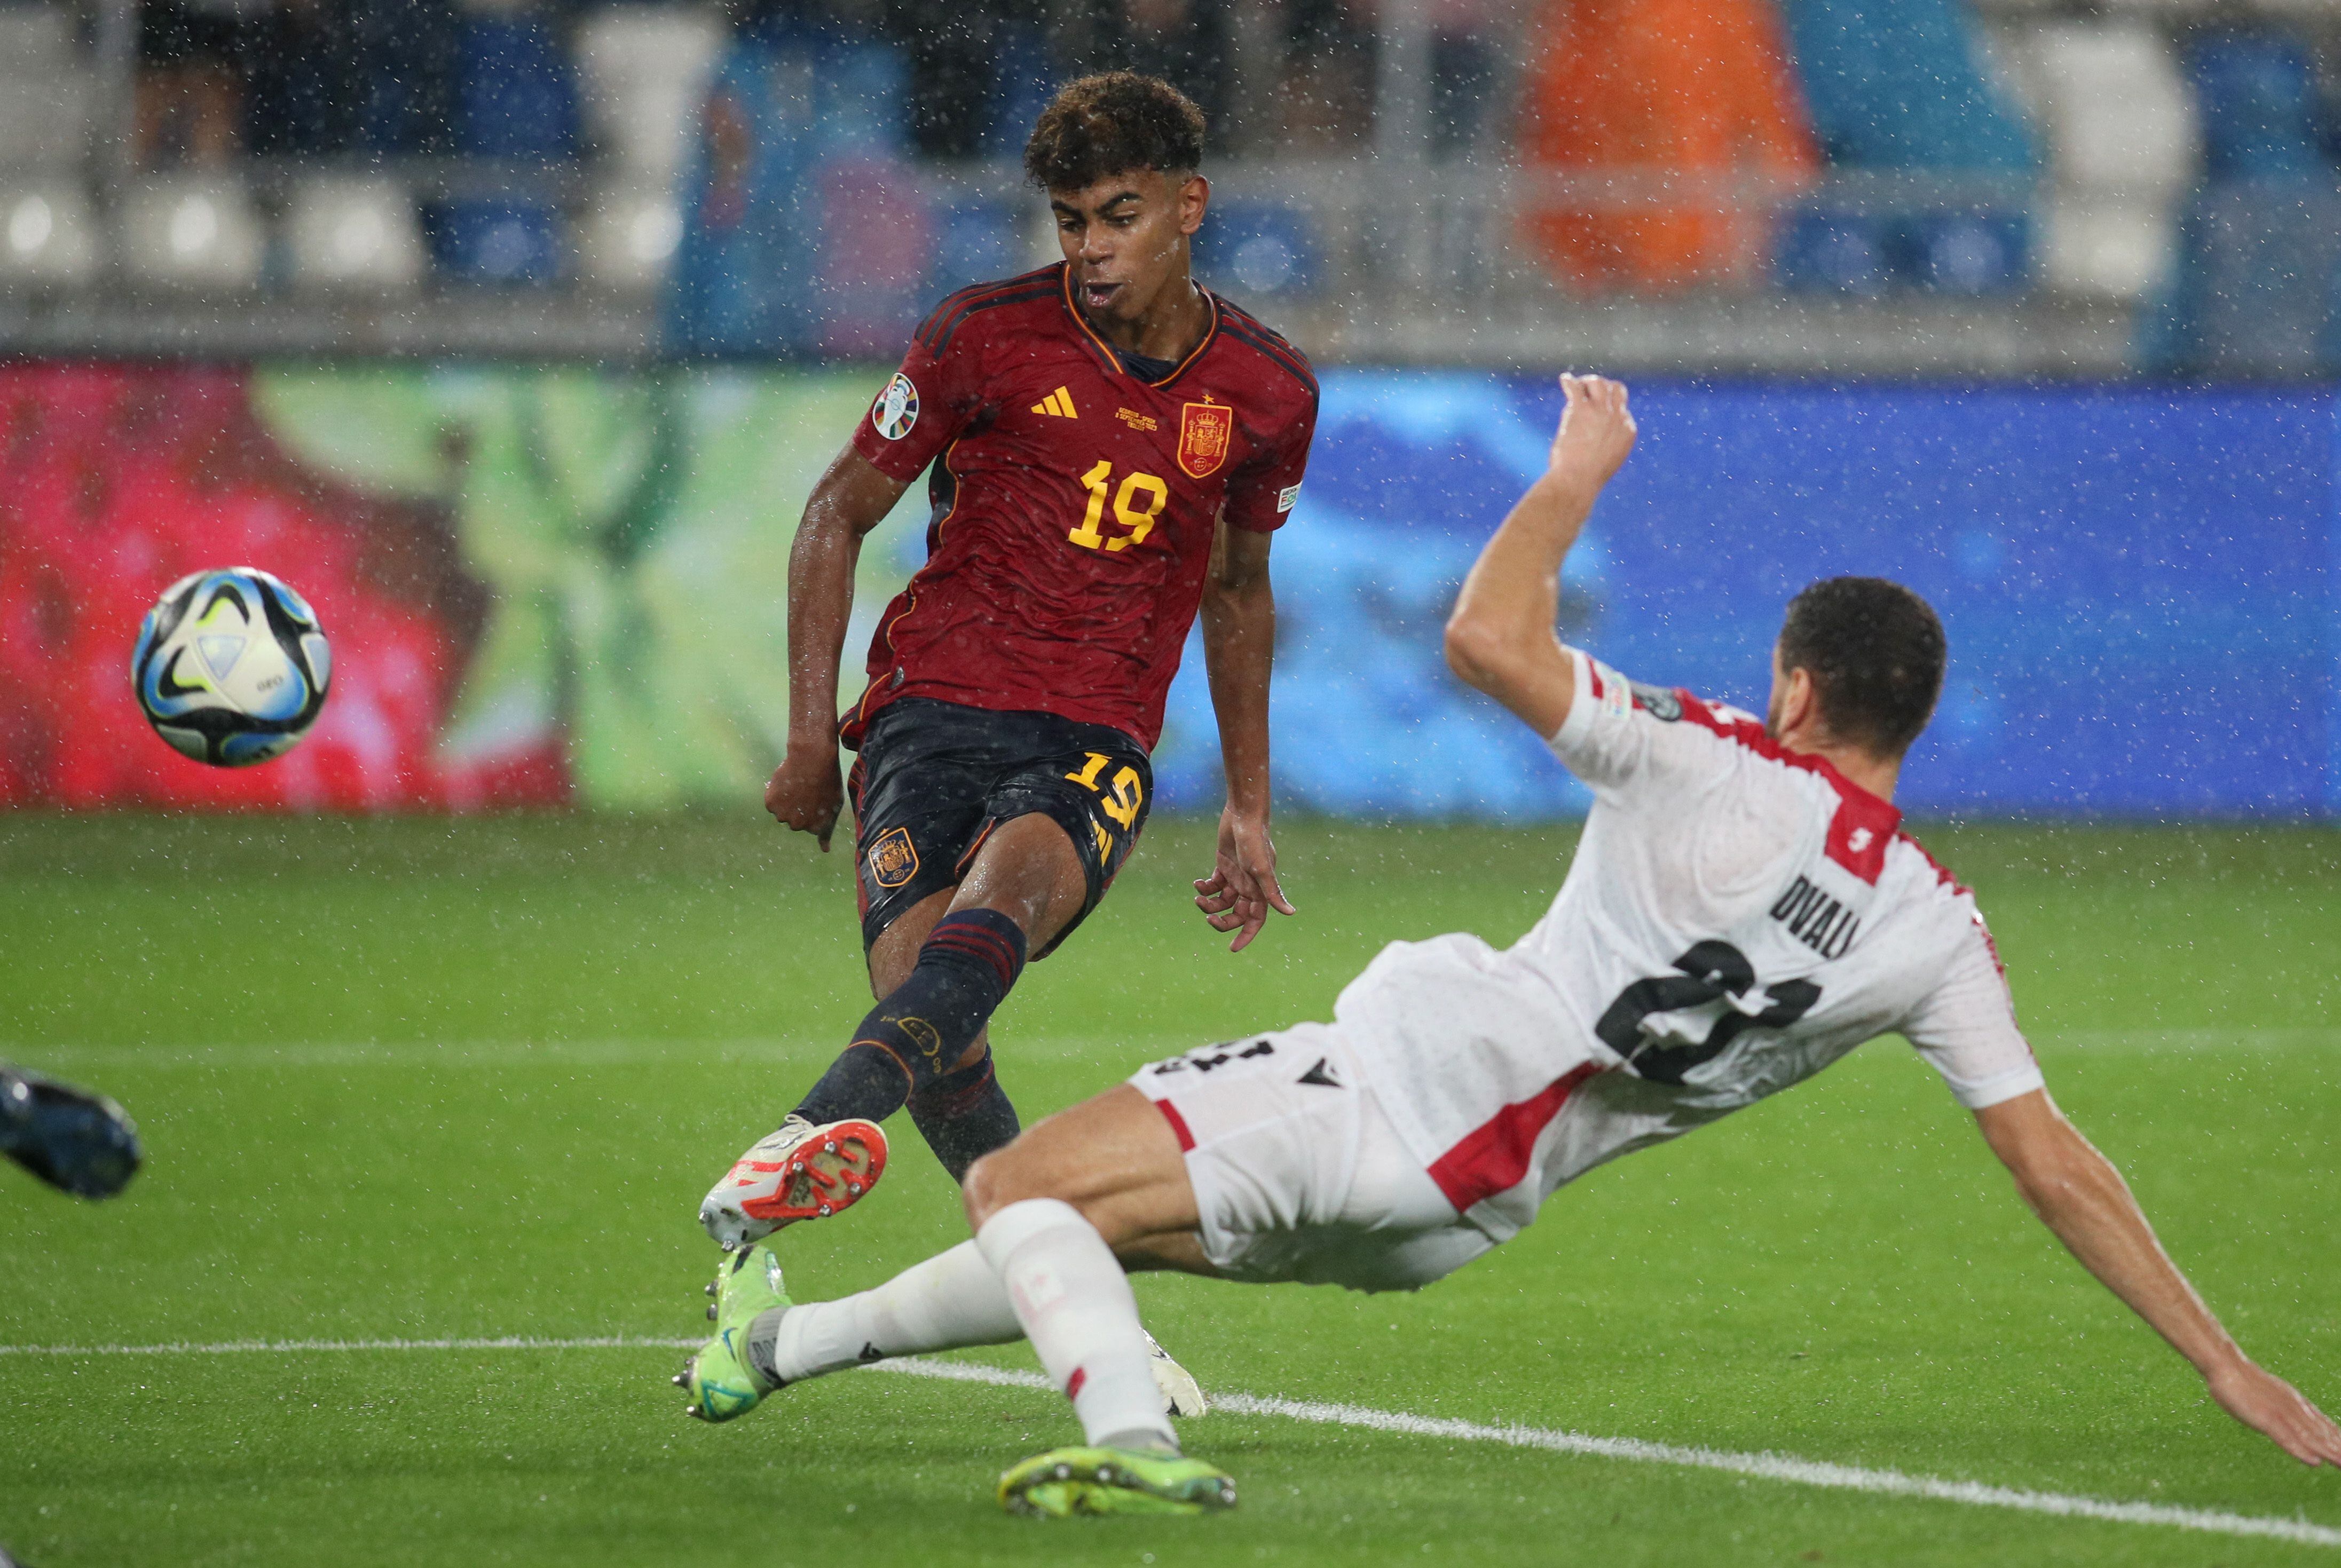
[845, 698, 1152, 957]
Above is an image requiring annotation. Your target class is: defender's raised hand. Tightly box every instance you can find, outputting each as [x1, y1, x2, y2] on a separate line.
[1550, 373, 1638, 491]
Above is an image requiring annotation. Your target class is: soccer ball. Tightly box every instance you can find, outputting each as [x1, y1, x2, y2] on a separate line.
[131, 568, 331, 767]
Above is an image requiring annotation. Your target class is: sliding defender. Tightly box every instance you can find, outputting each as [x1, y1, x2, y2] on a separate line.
[678, 375, 2341, 1516]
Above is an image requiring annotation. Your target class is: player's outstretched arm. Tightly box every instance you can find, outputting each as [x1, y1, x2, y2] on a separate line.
[1444, 374, 1636, 738]
[1975, 1088, 2341, 1466]
[1194, 520, 1296, 953]
[767, 446, 909, 849]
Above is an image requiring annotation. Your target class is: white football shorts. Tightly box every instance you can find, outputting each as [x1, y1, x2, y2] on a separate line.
[1129, 1022, 1495, 1293]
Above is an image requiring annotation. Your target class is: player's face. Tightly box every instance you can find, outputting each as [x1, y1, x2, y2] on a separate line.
[1050, 169, 1208, 327]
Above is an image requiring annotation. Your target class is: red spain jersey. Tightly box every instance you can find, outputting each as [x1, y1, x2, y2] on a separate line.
[844, 262, 1318, 751]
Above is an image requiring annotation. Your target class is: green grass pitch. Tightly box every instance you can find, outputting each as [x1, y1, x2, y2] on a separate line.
[2, 813, 2336, 1566]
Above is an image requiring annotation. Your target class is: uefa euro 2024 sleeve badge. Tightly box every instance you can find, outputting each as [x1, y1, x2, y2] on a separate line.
[1178, 397, 1233, 479]
[873, 373, 919, 441]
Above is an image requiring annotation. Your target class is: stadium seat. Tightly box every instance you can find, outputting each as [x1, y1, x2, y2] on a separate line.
[429, 198, 565, 285]
[1193, 201, 1322, 299]
[0, 182, 99, 288]
[1774, 208, 1891, 296]
[2187, 33, 2327, 183]
[116, 176, 265, 291]
[2143, 185, 2341, 376]
[286, 177, 427, 292]
[927, 199, 1022, 295]
[1994, 21, 2195, 300]
[578, 183, 683, 292]
[0, 9, 92, 173]
[2003, 22, 2197, 193]
[457, 13, 581, 161]
[2038, 195, 2177, 301]
[1906, 210, 2030, 294]
[576, 5, 726, 181]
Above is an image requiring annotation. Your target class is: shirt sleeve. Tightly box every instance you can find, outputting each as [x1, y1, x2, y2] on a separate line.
[1545, 647, 1655, 793]
[1899, 914, 2046, 1110]
[1221, 387, 1317, 534]
[849, 321, 984, 484]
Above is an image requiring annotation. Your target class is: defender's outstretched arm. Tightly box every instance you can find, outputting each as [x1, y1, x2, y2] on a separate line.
[1194, 520, 1296, 952]
[766, 445, 910, 849]
[1975, 1087, 2341, 1466]
[1444, 374, 1637, 738]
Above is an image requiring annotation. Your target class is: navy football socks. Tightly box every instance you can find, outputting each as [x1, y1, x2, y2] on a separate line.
[908, 1048, 1022, 1182]
[792, 909, 1028, 1177]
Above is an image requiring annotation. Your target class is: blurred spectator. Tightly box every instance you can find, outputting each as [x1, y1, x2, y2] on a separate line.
[241, 0, 460, 156]
[1280, 0, 1375, 151]
[893, 0, 1051, 161]
[1518, 0, 1818, 291]
[1429, 0, 1503, 161]
[1090, 0, 1232, 138]
[137, 0, 267, 165]
[668, 0, 923, 354]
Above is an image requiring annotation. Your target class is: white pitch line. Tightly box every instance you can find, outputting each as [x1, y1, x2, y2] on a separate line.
[5, 1337, 2333, 1548]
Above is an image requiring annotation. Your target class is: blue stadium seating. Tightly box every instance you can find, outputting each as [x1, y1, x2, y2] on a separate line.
[1904, 211, 2030, 295]
[2143, 33, 2341, 374]
[2188, 34, 2327, 183]
[1770, 0, 2036, 295]
[1192, 202, 1320, 299]
[430, 198, 564, 285]
[456, 15, 579, 161]
[1775, 209, 1891, 296]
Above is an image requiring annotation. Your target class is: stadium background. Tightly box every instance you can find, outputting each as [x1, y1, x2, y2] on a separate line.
[6, 0, 2341, 822]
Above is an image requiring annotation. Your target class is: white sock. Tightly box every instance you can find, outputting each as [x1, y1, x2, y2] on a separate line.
[975, 1197, 1176, 1454]
[755, 1240, 1021, 1385]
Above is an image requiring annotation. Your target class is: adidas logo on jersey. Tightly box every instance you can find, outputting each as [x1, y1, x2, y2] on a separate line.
[1031, 386, 1078, 419]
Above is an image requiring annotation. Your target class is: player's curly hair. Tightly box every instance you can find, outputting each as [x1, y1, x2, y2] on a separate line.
[1023, 72, 1205, 192]
[1779, 577, 1946, 756]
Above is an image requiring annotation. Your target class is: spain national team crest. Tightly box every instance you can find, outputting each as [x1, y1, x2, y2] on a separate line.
[1178, 399, 1234, 479]
[868, 826, 919, 889]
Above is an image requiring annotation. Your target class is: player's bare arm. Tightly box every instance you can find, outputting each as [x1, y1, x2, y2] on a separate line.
[1194, 520, 1295, 952]
[1976, 1088, 2341, 1466]
[766, 446, 909, 849]
[1444, 373, 1638, 738]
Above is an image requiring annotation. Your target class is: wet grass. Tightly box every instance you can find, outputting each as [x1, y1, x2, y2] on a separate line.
[2, 813, 2337, 1565]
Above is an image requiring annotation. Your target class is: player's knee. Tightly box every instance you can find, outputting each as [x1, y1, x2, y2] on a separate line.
[960, 1146, 1032, 1230]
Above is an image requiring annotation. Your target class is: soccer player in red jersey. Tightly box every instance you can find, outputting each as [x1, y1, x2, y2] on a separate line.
[698, 73, 1319, 1268]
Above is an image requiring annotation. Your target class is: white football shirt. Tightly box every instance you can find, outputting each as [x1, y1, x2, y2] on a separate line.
[1336, 648, 2044, 1242]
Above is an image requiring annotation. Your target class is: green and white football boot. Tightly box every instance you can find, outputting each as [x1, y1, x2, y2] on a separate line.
[672, 1244, 789, 1423]
[997, 1446, 1237, 1518]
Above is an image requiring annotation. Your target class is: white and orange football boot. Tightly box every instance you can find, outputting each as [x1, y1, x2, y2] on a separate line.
[698, 1115, 888, 1250]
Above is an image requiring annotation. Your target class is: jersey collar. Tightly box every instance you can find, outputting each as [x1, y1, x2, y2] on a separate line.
[1059, 264, 1220, 391]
